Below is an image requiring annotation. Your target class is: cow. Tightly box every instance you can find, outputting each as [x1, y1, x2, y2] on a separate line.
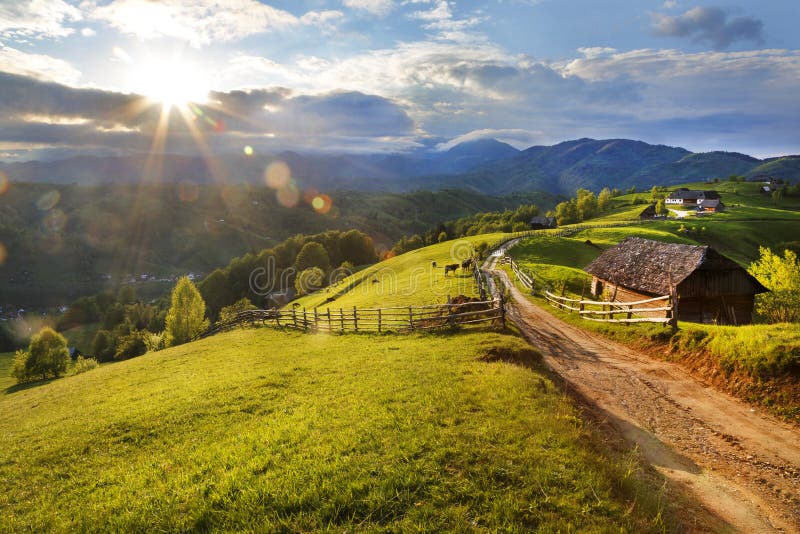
[444, 263, 459, 276]
[431, 261, 437, 268]
[461, 258, 473, 271]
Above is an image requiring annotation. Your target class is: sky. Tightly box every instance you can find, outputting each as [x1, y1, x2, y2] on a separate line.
[0, 0, 798, 161]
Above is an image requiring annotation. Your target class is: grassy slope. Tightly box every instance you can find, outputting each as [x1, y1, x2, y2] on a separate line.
[0, 328, 671, 532]
[0, 352, 14, 391]
[292, 233, 509, 310]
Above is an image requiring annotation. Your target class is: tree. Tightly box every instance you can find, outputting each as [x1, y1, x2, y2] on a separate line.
[748, 247, 800, 323]
[117, 284, 137, 305]
[91, 329, 116, 362]
[655, 199, 668, 216]
[12, 327, 70, 383]
[554, 200, 579, 226]
[295, 267, 325, 296]
[114, 330, 148, 360]
[575, 189, 598, 221]
[597, 187, 612, 212]
[295, 242, 331, 273]
[199, 268, 236, 321]
[164, 276, 210, 347]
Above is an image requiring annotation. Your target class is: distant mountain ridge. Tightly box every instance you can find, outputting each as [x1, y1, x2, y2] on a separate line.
[1, 137, 797, 195]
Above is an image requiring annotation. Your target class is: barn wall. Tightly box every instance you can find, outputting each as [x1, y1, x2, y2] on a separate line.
[678, 270, 760, 298]
[598, 281, 669, 319]
[677, 295, 754, 325]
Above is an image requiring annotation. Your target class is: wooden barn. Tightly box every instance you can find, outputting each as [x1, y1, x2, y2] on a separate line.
[584, 237, 767, 325]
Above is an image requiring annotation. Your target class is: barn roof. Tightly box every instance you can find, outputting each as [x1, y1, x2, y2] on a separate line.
[584, 237, 767, 295]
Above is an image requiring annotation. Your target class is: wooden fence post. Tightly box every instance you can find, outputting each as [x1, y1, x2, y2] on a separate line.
[353, 306, 358, 332]
[327, 307, 332, 332]
[314, 307, 318, 329]
[340, 308, 344, 332]
[292, 307, 297, 328]
[378, 308, 382, 333]
[500, 295, 506, 328]
[408, 306, 414, 330]
[303, 308, 308, 331]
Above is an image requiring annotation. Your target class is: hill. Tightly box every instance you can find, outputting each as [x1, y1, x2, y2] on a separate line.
[0, 184, 554, 309]
[0, 328, 676, 531]
[3, 138, 797, 197]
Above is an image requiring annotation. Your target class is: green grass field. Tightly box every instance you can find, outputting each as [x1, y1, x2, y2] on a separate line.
[0, 328, 674, 531]
[0, 352, 15, 391]
[292, 233, 510, 310]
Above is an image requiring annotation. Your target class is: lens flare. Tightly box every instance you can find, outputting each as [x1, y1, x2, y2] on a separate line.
[311, 194, 332, 214]
[243, 145, 254, 156]
[0, 242, 6, 265]
[42, 209, 67, 234]
[265, 161, 291, 189]
[0, 171, 9, 195]
[36, 190, 60, 211]
[178, 180, 199, 202]
[276, 182, 300, 208]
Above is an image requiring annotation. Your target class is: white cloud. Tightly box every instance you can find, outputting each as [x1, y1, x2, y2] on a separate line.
[0, 44, 81, 84]
[343, 0, 394, 17]
[91, 0, 337, 46]
[0, 0, 82, 39]
[436, 128, 546, 150]
[80, 27, 96, 37]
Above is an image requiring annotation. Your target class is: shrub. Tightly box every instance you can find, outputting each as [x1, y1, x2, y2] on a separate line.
[114, 331, 148, 360]
[91, 329, 116, 362]
[219, 298, 257, 323]
[295, 267, 325, 296]
[144, 331, 166, 352]
[69, 356, 99, 376]
[12, 327, 70, 383]
[748, 247, 800, 323]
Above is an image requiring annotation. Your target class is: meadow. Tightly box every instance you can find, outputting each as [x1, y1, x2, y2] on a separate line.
[0, 328, 675, 532]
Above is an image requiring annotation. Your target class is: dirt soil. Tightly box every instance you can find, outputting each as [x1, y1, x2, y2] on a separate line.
[485, 244, 800, 532]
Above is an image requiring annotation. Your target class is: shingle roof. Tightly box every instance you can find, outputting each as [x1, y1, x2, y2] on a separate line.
[584, 237, 765, 295]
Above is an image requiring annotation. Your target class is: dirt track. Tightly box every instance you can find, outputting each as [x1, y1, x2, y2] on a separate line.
[485, 247, 800, 532]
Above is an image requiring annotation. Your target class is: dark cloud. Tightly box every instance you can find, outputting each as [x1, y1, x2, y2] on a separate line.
[0, 71, 417, 155]
[653, 6, 764, 50]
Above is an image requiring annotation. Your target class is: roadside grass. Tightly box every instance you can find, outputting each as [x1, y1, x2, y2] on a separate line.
[0, 328, 674, 532]
[292, 233, 509, 310]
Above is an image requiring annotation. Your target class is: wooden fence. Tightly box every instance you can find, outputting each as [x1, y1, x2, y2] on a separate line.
[196, 298, 505, 339]
[544, 291, 673, 324]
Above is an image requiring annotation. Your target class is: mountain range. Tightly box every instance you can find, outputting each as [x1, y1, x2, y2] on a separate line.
[2, 138, 798, 195]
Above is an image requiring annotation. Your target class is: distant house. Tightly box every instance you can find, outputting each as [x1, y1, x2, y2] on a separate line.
[584, 237, 767, 325]
[760, 185, 772, 194]
[638, 204, 657, 220]
[529, 216, 557, 229]
[665, 188, 721, 207]
[697, 198, 724, 212]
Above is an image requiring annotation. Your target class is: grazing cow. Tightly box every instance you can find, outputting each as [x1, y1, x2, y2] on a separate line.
[431, 261, 437, 268]
[461, 259, 473, 271]
[444, 263, 459, 276]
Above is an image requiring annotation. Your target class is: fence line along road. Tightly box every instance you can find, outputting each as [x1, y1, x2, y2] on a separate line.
[196, 298, 505, 339]
[544, 291, 673, 324]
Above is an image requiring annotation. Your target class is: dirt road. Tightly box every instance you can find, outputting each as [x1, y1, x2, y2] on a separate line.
[484, 246, 800, 532]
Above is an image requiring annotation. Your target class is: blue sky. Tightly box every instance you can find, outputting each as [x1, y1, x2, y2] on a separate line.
[0, 0, 798, 160]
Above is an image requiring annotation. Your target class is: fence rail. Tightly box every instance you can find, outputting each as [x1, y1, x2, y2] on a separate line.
[196, 298, 505, 339]
[544, 291, 673, 324]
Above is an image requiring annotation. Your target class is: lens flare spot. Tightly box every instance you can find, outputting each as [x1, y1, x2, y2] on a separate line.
[276, 182, 300, 208]
[265, 161, 291, 189]
[178, 180, 199, 202]
[0, 242, 6, 265]
[0, 171, 9, 195]
[36, 190, 60, 211]
[243, 145, 254, 156]
[42, 209, 67, 234]
[312, 194, 332, 214]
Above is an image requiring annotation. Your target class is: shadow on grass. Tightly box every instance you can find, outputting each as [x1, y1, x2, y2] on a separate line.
[5, 376, 59, 394]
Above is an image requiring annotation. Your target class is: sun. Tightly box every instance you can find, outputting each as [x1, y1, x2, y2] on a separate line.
[128, 58, 210, 109]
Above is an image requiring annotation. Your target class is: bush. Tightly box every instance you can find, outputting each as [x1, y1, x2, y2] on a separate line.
[69, 356, 99, 376]
[91, 329, 116, 362]
[144, 331, 166, 352]
[295, 267, 325, 296]
[12, 327, 70, 383]
[114, 331, 148, 361]
[219, 298, 257, 323]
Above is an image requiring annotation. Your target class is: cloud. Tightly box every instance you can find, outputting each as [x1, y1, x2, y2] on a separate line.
[0, 44, 82, 84]
[343, 0, 394, 17]
[0, 0, 82, 39]
[91, 0, 339, 46]
[653, 6, 764, 50]
[436, 128, 546, 150]
[0, 71, 417, 154]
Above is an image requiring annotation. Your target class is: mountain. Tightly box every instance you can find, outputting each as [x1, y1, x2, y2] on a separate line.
[1, 137, 796, 196]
